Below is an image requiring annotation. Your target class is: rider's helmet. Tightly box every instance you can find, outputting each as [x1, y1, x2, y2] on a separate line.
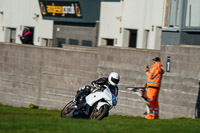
[108, 72, 120, 86]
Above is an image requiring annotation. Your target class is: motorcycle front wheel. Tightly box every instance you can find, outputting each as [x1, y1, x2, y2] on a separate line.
[90, 104, 109, 120]
[61, 101, 76, 118]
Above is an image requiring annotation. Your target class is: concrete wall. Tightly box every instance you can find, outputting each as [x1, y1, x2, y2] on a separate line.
[0, 43, 97, 109]
[0, 42, 200, 119]
[160, 45, 200, 118]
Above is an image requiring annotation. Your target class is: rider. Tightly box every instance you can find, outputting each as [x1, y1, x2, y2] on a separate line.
[75, 72, 120, 109]
[91, 72, 120, 96]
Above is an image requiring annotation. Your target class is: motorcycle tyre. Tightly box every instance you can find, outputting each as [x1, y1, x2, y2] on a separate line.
[90, 104, 109, 120]
[61, 101, 75, 118]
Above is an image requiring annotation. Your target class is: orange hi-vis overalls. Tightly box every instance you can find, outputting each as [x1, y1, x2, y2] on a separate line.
[145, 62, 164, 119]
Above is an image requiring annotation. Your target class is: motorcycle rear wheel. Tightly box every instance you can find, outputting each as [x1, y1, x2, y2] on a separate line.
[61, 101, 76, 118]
[90, 104, 109, 120]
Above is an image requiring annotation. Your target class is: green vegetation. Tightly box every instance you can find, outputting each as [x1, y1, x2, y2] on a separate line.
[0, 104, 200, 133]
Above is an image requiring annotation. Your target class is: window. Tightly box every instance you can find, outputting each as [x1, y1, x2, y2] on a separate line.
[185, 0, 200, 27]
[56, 38, 66, 47]
[69, 39, 79, 45]
[82, 40, 92, 46]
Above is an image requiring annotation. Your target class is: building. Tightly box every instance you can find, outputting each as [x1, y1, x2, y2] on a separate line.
[0, 0, 103, 47]
[99, 0, 200, 49]
[39, 0, 102, 47]
[162, 0, 200, 46]
[1, 0, 199, 49]
[0, 0, 54, 46]
[98, 0, 165, 50]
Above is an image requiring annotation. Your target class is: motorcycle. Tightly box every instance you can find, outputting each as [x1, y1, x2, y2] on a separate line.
[61, 85, 117, 120]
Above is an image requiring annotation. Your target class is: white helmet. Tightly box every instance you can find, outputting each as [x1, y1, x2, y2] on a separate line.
[108, 72, 120, 86]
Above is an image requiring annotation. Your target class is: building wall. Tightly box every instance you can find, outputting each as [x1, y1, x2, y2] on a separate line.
[98, 2, 122, 46]
[98, 0, 165, 50]
[0, 42, 200, 118]
[53, 23, 99, 47]
[161, 0, 200, 46]
[0, 0, 53, 46]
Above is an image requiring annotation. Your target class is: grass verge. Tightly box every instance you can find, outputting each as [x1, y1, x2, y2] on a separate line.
[0, 104, 200, 133]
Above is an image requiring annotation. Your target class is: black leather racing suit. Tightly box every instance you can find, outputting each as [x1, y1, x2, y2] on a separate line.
[91, 77, 118, 97]
[75, 77, 118, 111]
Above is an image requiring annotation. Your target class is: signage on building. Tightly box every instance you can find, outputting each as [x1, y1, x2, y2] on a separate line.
[166, 56, 171, 72]
[39, 0, 82, 18]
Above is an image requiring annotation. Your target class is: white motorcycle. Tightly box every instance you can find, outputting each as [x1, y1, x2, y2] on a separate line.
[61, 85, 117, 120]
